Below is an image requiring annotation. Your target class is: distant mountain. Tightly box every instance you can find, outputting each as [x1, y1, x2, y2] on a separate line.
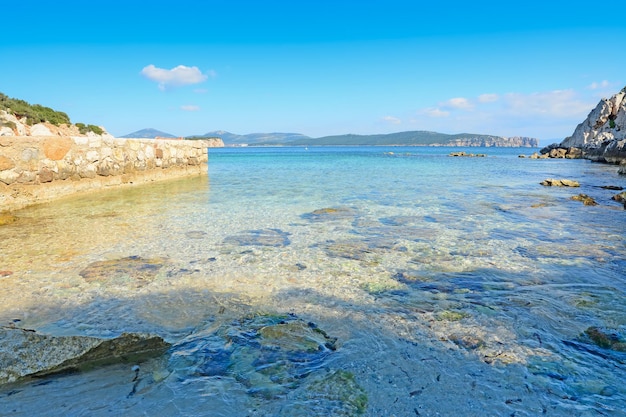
[287, 131, 538, 147]
[201, 131, 311, 145]
[121, 128, 178, 138]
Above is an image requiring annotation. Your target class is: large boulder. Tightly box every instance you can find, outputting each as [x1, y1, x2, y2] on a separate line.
[558, 87, 626, 165]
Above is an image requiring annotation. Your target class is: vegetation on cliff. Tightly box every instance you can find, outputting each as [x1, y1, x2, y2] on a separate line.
[0, 92, 102, 134]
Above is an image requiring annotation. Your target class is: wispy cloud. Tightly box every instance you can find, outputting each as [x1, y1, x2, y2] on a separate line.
[412, 87, 600, 139]
[181, 105, 200, 111]
[141, 64, 213, 90]
[478, 93, 499, 103]
[382, 115, 401, 124]
[502, 89, 591, 118]
[587, 80, 610, 90]
[422, 108, 450, 118]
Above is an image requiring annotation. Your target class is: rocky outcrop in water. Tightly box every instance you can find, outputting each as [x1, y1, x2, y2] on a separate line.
[446, 136, 537, 147]
[542, 87, 626, 170]
[0, 328, 170, 384]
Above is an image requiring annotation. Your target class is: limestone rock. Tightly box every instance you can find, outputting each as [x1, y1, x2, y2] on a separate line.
[0, 155, 15, 171]
[29, 123, 54, 136]
[540, 179, 580, 187]
[0, 328, 170, 384]
[570, 194, 598, 206]
[43, 137, 73, 160]
[559, 87, 626, 165]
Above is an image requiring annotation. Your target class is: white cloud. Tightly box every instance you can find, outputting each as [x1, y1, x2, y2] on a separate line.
[382, 115, 401, 124]
[478, 93, 499, 103]
[413, 87, 599, 139]
[445, 97, 473, 110]
[181, 105, 200, 111]
[423, 108, 450, 118]
[587, 80, 610, 90]
[141, 64, 211, 90]
[502, 89, 591, 118]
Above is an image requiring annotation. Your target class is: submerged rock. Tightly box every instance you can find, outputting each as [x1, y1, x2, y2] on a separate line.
[223, 228, 290, 247]
[289, 370, 368, 416]
[169, 314, 337, 398]
[570, 194, 599, 206]
[448, 151, 486, 157]
[612, 191, 626, 208]
[79, 256, 166, 287]
[0, 328, 170, 384]
[584, 327, 626, 352]
[185, 230, 207, 239]
[301, 207, 356, 222]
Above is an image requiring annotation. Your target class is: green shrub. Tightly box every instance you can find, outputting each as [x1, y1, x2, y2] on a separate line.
[609, 119, 616, 129]
[76, 122, 103, 135]
[0, 92, 70, 126]
[0, 120, 16, 130]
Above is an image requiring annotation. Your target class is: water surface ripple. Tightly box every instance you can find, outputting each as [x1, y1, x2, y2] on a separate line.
[1, 146, 625, 416]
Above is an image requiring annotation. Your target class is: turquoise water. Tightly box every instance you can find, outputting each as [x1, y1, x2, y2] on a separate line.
[0, 146, 625, 416]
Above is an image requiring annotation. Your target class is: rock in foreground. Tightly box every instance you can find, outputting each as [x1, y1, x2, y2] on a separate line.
[0, 328, 170, 384]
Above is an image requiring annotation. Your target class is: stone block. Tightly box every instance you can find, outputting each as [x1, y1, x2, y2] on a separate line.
[0, 155, 15, 171]
[0, 170, 19, 185]
[21, 148, 39, 162]
[43, 137, 74, 161]
[38, 167, 54, 183]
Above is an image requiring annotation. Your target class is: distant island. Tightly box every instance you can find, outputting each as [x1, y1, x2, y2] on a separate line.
[124, 129, 538, 147]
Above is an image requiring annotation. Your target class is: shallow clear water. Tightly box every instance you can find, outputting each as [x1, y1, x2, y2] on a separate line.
[1, 146, 625, 416]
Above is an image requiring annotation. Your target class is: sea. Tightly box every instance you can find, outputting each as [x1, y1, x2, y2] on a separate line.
[0, 146, 625, 416]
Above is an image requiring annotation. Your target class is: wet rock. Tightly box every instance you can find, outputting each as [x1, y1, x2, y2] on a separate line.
[301, 207, 356, 222]
[448, 151, 486, 157]
[448, 334, 485, 350]
[79, 256, 166, 287]
[436, 310, 470, 321]
[318, 239, 376, 262]
[223, 228, 290, 247]
[570, 194, 598, 206]
[185, 230, 207, 239]
[600, 185, 624, 190]
[539, 145, 583, 159]
[612, 191, 626, 209]
[168, 314, 337, 398]
[290, 370, 368, 416]
[584, 327, 626, 352]
[540, 178, 580, 187]
[0, 328, 170, 384]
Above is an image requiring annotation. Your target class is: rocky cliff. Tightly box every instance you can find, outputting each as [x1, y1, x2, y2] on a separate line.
[559, 87, 626, 167]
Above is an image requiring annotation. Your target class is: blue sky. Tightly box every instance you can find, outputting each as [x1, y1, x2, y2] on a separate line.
[2, 1, 625, 144]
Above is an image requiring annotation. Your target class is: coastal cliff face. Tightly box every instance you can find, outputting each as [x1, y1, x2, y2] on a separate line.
[559, 87, 626, 166]
[447, 136, 538, 147]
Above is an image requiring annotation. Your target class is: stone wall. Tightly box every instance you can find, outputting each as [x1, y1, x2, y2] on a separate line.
[0, 136, 223, 211]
